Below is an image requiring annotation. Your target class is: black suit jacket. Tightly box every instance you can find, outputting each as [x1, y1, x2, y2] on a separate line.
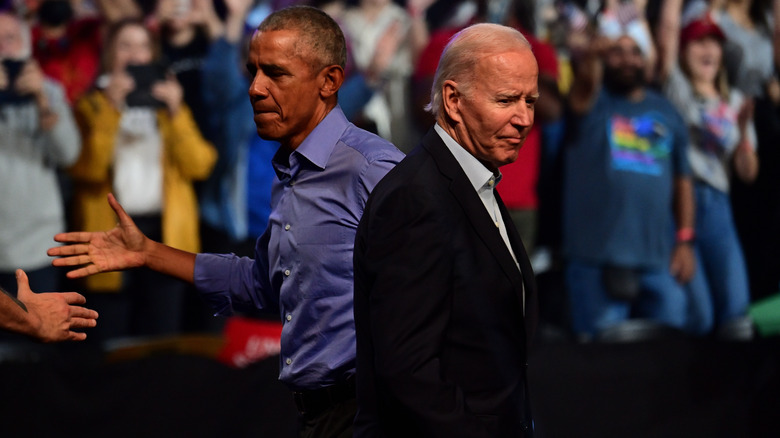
[354, 129, 538, 437]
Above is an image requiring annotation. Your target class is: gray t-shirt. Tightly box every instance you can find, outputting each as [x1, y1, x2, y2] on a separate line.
[664, 64, 756, 193]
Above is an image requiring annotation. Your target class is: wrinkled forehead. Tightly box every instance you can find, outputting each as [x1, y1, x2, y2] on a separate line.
[474, 48, 538, 79]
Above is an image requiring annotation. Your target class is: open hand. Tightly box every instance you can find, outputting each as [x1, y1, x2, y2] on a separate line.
[15, 269, 98, 342]
[48, 193, 149, 279]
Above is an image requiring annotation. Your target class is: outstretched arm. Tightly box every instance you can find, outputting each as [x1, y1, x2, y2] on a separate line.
[568, 31, 607, 115]
[48, 193, 198, 284]
[0, 270, 98, 342]
[656, 0, 683, 82]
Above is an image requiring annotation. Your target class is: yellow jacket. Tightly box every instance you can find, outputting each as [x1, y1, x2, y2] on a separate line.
[71, 91, 217, 291]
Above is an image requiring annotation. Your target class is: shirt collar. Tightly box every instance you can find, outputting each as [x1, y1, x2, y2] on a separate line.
[434, 123, 501, 192]
[272, 105, 349, 176]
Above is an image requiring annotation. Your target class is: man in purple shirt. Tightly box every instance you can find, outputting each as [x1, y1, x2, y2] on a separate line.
[48, 6, 403, 437]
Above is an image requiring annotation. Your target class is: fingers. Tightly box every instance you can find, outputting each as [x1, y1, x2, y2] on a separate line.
[48, 242, 91, 257]
[107, 193, 135, 227]
[14, 269, 31, 298]
[70, 304, 99, 327]
[58, 291, 88, 306]
[670, 260, 694, 284]
[52, 255, 94, 268]
[65, 265, 103, 279]
[65, 331, 88, 342]
[52, 232, 96, 244]
[69, 315, 99, 329]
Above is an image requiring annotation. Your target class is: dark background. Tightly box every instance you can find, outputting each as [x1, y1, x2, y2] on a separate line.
[0, 335, 778, 437]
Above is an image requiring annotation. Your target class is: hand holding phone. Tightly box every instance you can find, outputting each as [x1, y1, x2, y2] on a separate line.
[14, 59, 46, 98]
[151, 74, 183, 115]
[0, 59, 35, 105]
[124, 63, 167, 108]
[103, 70, 134, 109]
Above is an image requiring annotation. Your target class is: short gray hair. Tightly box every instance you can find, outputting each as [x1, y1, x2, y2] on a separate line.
[257, 5, 347, 71]
[426, 23, 531, 117]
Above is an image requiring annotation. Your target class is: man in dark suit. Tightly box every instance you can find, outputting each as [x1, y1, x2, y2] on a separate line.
[353, 23, 539, 437]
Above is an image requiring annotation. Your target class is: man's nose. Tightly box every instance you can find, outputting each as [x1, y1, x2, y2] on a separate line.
[249, 74, 268, 99]
[511, 101, 534, 128]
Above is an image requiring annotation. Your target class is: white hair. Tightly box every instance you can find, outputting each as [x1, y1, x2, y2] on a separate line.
[426, 23, 531, 118]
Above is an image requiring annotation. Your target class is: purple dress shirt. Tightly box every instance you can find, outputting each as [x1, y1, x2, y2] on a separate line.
[194, 106, 403, 390]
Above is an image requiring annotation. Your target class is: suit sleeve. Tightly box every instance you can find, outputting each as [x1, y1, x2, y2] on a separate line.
[356, 183, 493, 437]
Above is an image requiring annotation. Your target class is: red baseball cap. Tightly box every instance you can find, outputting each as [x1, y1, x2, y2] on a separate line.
[680, 16, 726, 46]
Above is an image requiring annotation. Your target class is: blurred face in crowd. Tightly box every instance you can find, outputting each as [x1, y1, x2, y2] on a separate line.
[445, 48, 538, 171]
[682, 36, 722, 84]
[157, 0, 194, 33]
[247, 29, 329, 150]
[603, 35, 646, 94]
[0, 13, 24, 59]
[111, 23, 154, 71]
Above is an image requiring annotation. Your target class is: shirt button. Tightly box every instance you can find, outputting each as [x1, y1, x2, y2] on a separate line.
[284, 224, 291, 231]
[286, 314, 292, 321]
[285, 358, 292, 365]
[284, 269, 291, 276]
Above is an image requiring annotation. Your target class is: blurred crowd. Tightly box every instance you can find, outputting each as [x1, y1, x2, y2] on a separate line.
[0, 0, 778, 343]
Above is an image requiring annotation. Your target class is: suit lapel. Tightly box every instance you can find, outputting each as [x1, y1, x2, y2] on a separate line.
[422, 130, 526, 295]
[496, 193, 538, 338]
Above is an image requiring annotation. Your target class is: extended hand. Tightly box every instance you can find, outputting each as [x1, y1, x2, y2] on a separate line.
[15, 269, 98, 342]
[48, 193, 148, 279]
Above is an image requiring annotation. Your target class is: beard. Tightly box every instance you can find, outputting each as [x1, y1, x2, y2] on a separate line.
[603, 64, 646, 95]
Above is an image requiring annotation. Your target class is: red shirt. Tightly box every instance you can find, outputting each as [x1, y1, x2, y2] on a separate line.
[497, 30, 559, 210]
[33, 18, 102, 104]
[413, 27, 461, 81]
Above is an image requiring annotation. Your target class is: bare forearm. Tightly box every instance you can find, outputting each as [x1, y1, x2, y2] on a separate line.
[143, 240, 197, 284]
[657, 0, 683, 81]
[224, 14, 245, 43]
[673, 177, 695, 231]
[569, 53, 602, 114]
[0, 289, 36, 336]
[734, 143, 759, 183]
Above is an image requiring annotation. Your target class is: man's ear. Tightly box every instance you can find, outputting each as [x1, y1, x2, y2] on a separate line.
[441, 79, 463, 124]
[319, 65, 345, 99]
